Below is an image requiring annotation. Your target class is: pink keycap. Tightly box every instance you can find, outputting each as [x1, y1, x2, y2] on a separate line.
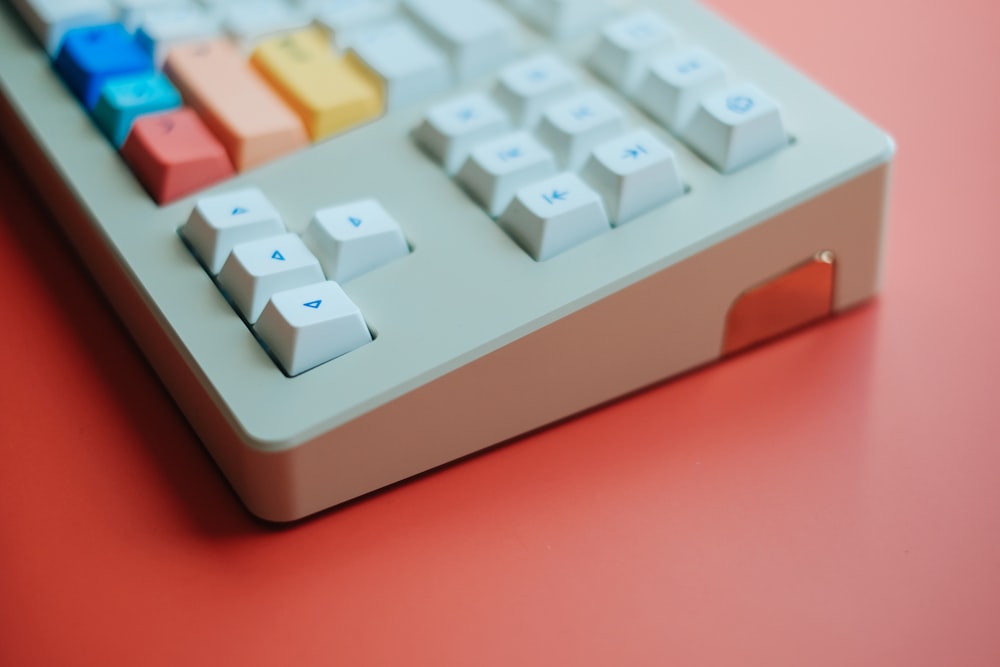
[164, 40, 308, 171]
[121, 108, 234, 204]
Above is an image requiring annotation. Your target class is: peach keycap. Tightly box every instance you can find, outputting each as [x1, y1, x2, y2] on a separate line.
[164, 40, 308, 171]
[250, 28, 383, 141]
[121, 108, 234, 205]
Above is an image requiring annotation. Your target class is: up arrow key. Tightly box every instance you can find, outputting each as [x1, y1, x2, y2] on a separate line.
[303, 300, 322, 309]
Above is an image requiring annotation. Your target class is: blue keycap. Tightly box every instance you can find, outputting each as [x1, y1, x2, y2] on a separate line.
[93, 72, 182, 146]
[53, 24, 153, 110]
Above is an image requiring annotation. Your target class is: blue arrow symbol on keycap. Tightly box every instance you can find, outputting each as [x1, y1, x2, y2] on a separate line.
[542, 190, 568, 204]
[231, 207, 247, 215]
[622, 145, 648, 159]
[498, 147, 521, 161]
[726, 95, 754, 113]
[271, 250, 285, 261]
[348, 216, 363, 228]
[303, 300, 322, 309]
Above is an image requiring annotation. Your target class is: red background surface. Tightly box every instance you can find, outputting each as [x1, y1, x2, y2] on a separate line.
[2, 1, 998, 664]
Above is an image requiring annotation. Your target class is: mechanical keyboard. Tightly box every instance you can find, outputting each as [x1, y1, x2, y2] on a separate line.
[0, 0, 894, 521]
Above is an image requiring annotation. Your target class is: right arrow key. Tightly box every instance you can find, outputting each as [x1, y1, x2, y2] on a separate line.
[302, 200, 409, 284]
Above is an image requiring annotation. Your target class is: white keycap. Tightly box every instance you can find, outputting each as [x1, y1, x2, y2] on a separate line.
[217, 233, 325, 323]
[350, 21, 450, 110]
[116, 0, 191, 32]
[536, 90, 626, 170]
[181, 188, 286, 274]
[635, 47, 728, 131]
[404, 0, 517, 81]
[582, 129, 684, 226]
[134, 5, 220, 65]
[13, 0, 115, 54]
[313, 0, 396, 50]
[222, 0, 311, 49]
[255, 281, 372, 376]
[456, 131, 557, 217]
[303, 200, 409, 283]
[195, 0, 239, 15]
[498, 172, 610, 261]
[683, 83, 789, 172]
[589, 11, 675, 94]
[519, 0, 611, 39]
[413, 93, 511, 174]
[493, 53, 578, 127]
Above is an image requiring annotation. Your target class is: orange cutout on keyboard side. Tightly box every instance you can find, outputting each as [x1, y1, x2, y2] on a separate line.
[164, 40, 308, 172]
[121, 108, 234, 205]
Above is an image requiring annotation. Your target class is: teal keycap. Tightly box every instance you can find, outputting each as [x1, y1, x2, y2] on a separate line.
[92, 72, 182, 146]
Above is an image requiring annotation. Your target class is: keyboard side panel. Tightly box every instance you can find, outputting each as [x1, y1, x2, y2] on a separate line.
[226, 163, 891, 521]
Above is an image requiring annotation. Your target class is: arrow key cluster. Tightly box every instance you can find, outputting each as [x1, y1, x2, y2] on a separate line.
[179, 187, 408, 375]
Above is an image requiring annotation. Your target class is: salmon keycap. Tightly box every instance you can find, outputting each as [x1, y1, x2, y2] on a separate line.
[164, 40, 308, 171]
[120, 108, 234, 205]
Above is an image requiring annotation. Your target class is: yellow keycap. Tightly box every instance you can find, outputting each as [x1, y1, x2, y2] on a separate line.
[251, 29, 384, 141]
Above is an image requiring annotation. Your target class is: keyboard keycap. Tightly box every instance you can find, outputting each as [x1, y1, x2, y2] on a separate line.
[120, 107, 234, 204]
[116, 0, 191, 33]
[251, 28, 384, 140]
[498, 171, 610, 261]
[303, 200, 409, 283]
[535, 90, 626, 169]
[493, 53, 578, 127]
[222, 0, 311, 50]
[92, 70, 182, 145]
[635, 47, 728, 131]
[313, 0, 397, 51]
[404, 0, 517, 81]
[12, 0, 114, 55]
[682, 83, 788, 172]
[53, 23, 153, 109]
[255, 281, 373, 377]
[180, 186, 284, 273]
[134, 5, 220, 65]
[581, 129, 684, 225]
[517, 0, 611, 39]
[217, 233, 325, 323]
[164, 39, 309, 171]
[456, 130, 557, 217]
[590, 11, 675, 93]
[413, 92, 511, 174]
[349, 20, 450, 110]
